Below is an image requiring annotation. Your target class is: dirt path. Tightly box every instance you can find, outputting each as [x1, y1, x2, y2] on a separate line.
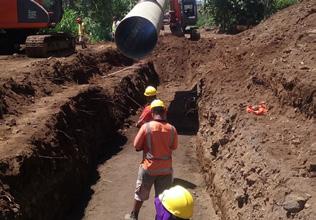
[79, 84, 219, 220]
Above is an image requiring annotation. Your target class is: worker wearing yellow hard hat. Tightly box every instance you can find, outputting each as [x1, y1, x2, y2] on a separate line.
[144, 85, 157, 96]
[136, 86, 158, 127]
[155, 185, 194, 220]
[125, 99, 178, 220]
[150, 98, 165, 109]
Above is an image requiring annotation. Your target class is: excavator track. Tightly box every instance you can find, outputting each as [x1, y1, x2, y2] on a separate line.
[25, 33, 75, 58]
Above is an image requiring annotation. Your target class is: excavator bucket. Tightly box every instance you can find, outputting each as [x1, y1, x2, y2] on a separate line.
[170, 24, 184, 37]
[189, 29, 200, 41]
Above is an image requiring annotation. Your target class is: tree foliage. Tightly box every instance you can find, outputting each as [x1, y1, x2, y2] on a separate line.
[54, 0, 138, 41]
[273, 0, 298, 11]
[54, 9, 79, 36]
[201, 0, 298, 33]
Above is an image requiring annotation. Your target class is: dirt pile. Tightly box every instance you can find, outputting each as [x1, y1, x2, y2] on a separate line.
[147, 0, 315, 219]
[0, 46, 134, 119]
[0, 0, 315, 219]
[0, 46, 159, 219]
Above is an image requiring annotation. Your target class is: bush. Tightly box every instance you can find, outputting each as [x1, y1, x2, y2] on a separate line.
[202, 0, 299, 33]
[47, 1, 137, 41]
[203, 0, 275, 33]
[50, 8, 111, 42]
[54, 9, 79, 36]
[197, 12, 215, 28]
[273, 0, 298, 11]
[82, 17, 112, 42]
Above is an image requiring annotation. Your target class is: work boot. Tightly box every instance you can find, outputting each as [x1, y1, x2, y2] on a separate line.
[124, 211, 138, 220]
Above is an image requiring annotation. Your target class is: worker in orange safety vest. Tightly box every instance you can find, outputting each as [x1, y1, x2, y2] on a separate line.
[125, 99, 178, 220]
[136, 86, 157, 128]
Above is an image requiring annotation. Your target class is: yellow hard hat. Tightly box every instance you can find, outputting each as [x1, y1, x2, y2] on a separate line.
[160, 185, 194, 219]
[150, 99, 165, 109]
[144, 86, 157, 97]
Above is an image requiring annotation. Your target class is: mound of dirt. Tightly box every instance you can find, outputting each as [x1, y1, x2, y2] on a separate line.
[0, 45, 134, 119]
[147, 0, 315, 219]
[0, 0, 315, 219]
[0, 44, 159, 219]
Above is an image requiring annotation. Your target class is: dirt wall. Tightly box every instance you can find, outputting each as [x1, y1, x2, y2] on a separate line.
[0, 55, 158, 219]
[147, 1, 315, 219]
[194, 1, 316, 219]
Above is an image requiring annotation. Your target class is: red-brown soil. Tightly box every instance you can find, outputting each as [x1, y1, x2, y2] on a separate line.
[146, 0, 315, 219]
[0, 44, 160, 219]
[0, 0, 315, 219]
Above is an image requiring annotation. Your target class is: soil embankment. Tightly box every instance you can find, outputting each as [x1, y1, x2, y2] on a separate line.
[0, 0, 315, 219]
[76, 81, 219, 220]
[146, 1, 315, 219]
[0, 46, 159, 219]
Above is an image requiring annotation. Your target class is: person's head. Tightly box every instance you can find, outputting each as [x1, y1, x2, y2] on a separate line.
[76, 17, 82, 24]
[150, 99, 166, 120]
[144, 86, 157, 103]
[159, 185, 194, 220]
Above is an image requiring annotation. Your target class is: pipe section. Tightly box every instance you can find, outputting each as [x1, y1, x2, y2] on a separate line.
[115, 0, 166, 59]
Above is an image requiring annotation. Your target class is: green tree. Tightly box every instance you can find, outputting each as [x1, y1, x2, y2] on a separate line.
[202, 0, 297, 33]
[53, 0, 138, 41]
[273, 0, 298, 11]
[54, 9, 79, 36]
[202, 0, 274, 33]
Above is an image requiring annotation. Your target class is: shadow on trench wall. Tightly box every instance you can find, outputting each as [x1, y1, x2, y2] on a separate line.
[64, 132, 127, 220]
[167, 85, 199, 135]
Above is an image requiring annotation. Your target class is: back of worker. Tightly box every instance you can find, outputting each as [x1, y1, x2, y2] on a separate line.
[135, 120, 177, 175]
[125, 99, 178, 220]
[136, 86, 157, 128]
[147, 121, 175, 157]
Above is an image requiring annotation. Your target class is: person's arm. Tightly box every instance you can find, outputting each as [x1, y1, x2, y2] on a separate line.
[136, 106, 150, 128]
[134, 125, 146, 151]
[170, 126, 178, 150]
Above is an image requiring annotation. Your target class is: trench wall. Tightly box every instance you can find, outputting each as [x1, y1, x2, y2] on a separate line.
[0, 63, 158, 220]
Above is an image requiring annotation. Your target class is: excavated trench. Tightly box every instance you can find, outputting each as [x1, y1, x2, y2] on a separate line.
[0, 54, 160, 219]
[2, 3, 314, 217]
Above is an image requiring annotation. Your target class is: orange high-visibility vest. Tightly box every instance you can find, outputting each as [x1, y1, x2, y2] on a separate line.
[134, 120, 178, 176]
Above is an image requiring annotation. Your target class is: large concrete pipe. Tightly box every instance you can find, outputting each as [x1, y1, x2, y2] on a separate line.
[115, 0, 167, 59]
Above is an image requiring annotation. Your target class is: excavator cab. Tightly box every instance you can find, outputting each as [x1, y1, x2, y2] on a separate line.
[181, 0, 198, 27]
[41, 0, 64, 25]
[169, 0, 200, 40]
[181, 0, 199, 40]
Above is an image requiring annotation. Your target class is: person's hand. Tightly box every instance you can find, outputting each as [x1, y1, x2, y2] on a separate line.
[135, 122, 141, 128]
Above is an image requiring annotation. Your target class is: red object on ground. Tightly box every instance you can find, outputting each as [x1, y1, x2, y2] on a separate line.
[246, 102, 268, 115]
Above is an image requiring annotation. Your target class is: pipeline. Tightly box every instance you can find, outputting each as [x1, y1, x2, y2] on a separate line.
[115, 0, 167, 59]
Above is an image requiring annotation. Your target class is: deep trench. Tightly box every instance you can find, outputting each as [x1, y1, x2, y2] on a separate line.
[65, 83, 202, 220]
[0, 60, 212, 220]
[0, 63, 160, 220]
[59, 82, 201, 219]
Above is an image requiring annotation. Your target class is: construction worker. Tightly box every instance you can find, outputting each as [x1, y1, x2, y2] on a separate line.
[155, 185, 194, 220]
[111, 16, 120, 41]
[76, 17, 87, 49]
[136, 86, 157, 128]
[125, 99, 178, 220]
